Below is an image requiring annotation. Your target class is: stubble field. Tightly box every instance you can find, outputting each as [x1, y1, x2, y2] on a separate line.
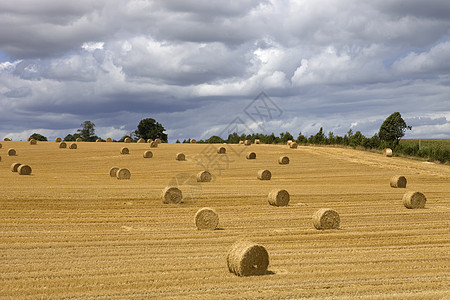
[1, 141, 449, 299]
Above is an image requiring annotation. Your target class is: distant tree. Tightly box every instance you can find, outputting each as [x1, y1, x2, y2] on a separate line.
[280, 132, 294, 143]
[227, 132, 240, 144]
[349, 131, 365, 147]
[64, 133, 80, 141]
[378, 112, 411, 146]
[30, 133, 47, 141]
[77, 121, 96, 142]
[296, 132, 307, 144]
[309, 127, 326, 144]
[135, 118, 168, 142]
[205, 135, 225, 144]
[176, 139, 181, 143]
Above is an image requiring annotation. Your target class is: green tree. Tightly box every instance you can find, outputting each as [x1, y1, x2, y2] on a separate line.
[280, 132, 294, 143]
[296, 132, 307, 144]
[378, 112, 411, 146]
[30, 133, 48, 141]
[77, 121, 97, 142]
[205, 135, 225, 143]
[135, 118, 168, 142]
[64, 133, 80, 141]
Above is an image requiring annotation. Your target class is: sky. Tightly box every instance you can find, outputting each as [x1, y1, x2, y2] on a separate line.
[1, 0, 450, 142]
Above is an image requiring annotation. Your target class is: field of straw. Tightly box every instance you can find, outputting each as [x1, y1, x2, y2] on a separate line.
[1, 141, 449, 299]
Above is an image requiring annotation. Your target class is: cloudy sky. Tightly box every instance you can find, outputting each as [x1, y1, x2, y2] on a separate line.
[1, 0, 450, 142]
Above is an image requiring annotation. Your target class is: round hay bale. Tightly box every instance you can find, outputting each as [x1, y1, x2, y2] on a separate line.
[7, 148, 16, 156]
[190, 139, 196, 144]
[239, 141, 244, 145]
[150, 141, 158, 148]
[155, 138, 162, 144]
[162, 186, 183, 204]
[0, 155, 2, 162]
[109, 167, 119, 177]
[116, 168, 131, 180]
[268, 189, 290, 206]
[257, 169, 271, 180]
[287, 140, 293, 146]
[76, 137, 82, 142]
[278, 156, 289, 164]
[27, 136, 33, 142]
[29, 139, 37, 145]
[120, 147, 129, 155]
[106, 138, 112, 142]
[195, 207, 219, 230]
[254, 139, 260, 144]
[147, 139, 153, 143]
[11, 162, 21, 172]
[289, 142, 298, 149]
[244, 140, 251, 146]
[246, 152, 256, 159]
[124, 137, 131, 143]
[197, 170, 212, 182]
[403, 191, 426, 209]
[217, 146, 226, 154]
[390, 175, 407, 188]
[55, 137, 62, 142]
[227, 240, 269, 276]
[0, 143, 2, 149]
[313, 208, 340, 230]
[96, 139, 101, 142]
[137, 138, 145, 143]
[143, 150, 153, 158]
[69, 143, 77, 149]
[176, 152, 186, 161]
[4, 138, 11, 141]
[383, 148, 392, 157]
[59, 142, 67, 149]
[18, 164, 32, 175]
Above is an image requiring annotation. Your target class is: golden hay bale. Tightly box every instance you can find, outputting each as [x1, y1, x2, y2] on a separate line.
[403, 191, 426, 209]
[244, 140, 251, 146]
[55, 137, 62, 142]
[150, 141, 158, 148]
[96, 139, 101, 142]
[254, 139, 260, 144]
[155, 138, 162, 144]
[4, 137, 11, 141]
[246, 152, 256, 159]
[176, 152, 186, 161]
[257, 169, 271, 180]
[197, 170, 212, 182]
[11, 162, 21, 172]
[0, 143, 2, 149]
[18, 164, 32, 175]
[162, 186, 183, 204]
[289, 142, 298, 149]
[124, 137, 131, 143]
[383, 148, 392, 157]
[390, 175, 407, 188]
[116, 168, 131, 180]
[190, 139, 197, 144]
[29, 139, 37, 145]
[195, 207, 219, 230]
[143, 150, 153, 158]
[278, 156, 289, 164]
[239, 141, 244, 145]
[227, 240, 269, 276]
[27, 136, 33, 142]
[69, 143, 77, 149]
[287, 140, 293, 146]
[217, 146, 226, 154]
[0, 155, 1, 162]
[109, 167, 119, 177]
[313, 208, 340, 230]
[268, 189, 290, 206]
[137, 138, 145, 143]
[120, 147, 129, 154]
[59, 142, 67, 149]
[147, 139, 153, 143]
[7, 148, 16, 156]
[106, 138, 112, 142]
[76, 137, 82, 142]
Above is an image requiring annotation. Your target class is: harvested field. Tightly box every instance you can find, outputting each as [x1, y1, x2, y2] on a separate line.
[0, 142, 449, 299]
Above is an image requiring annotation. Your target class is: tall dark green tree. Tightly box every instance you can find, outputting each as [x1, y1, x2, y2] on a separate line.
[77, 121, 97, 141]
[30, 133, 48, 141]
[378, 112, 411, 146]
[135, 118, 168, 142]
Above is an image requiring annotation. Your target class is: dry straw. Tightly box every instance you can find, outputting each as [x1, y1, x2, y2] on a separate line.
[137, 138, 145, 143]
[147, 139, 153, 143]
[120, 147, 129, 154]
[287, 140, 293, 146]
[143, 150, 153, 158]
[268, 189, 290, 206]
[312, 208, 340, 230]
[124, 137, 131, 143]
[246, 152, 256, 159]
[289, 142, 298, 149]
[0, 143, 2, 149]
[190, 139, 197, 144]
[403, 191, 426, 209]
[176, 152, 186, 161]
[257, 169, 271, 180]
[69, 143, 77, 149]
[150, 141, 158, 148]
[7, 148, 16, 156]
[244, 140, 251, 146]
[197, 170, 212, 182]
[106, 138, 112, 142]
[383, 148, 393, 157]
[109, 167, 119, 177]
[162, 186, 183, 204]
[18, 164, 32, 175]
[194, 207, 219, 230]
[155, 138, 162, 144]
[11, 162, 21, 172]
[55, 137, 62, 142]
[0, 156, 2, 162]
[254, 139, 260, 144]
[27, 137, 33, 142]
[96, 139, 101, 142]
[227, 240, 269, 276]
[76, 138, 82, 142]
[217, 146, 226, 154]
[116, 168, 131, 180]
[390, 175, 407, 188]
[59, 142, 67, 149]
[278, 156, 289, 164]
[29, 139, 37, 145]
[239, 141, 244, 145]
